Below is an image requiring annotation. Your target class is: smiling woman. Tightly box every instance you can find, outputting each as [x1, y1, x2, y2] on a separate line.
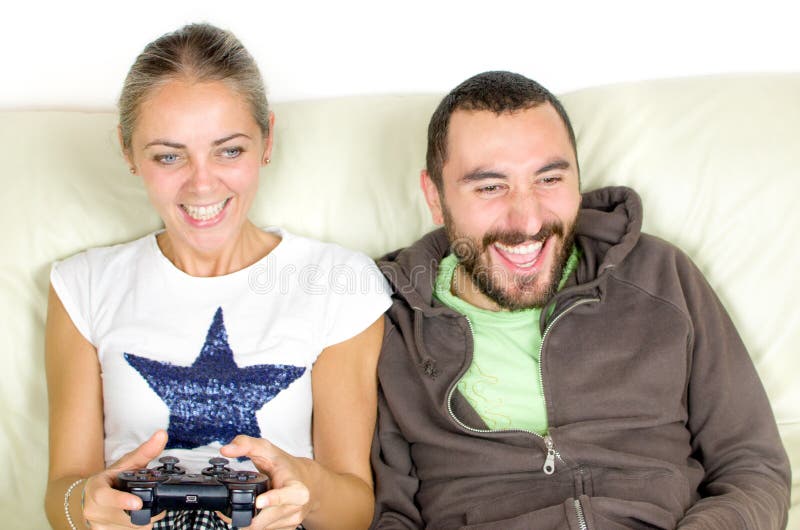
[43, 23, 390, 530]
[130, 79, 274, 275]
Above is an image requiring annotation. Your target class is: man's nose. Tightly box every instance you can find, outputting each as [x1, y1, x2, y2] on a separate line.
[506, 189, 543, 236]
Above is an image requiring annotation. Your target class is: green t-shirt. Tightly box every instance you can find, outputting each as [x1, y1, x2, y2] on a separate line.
[434, 247, 580, 434]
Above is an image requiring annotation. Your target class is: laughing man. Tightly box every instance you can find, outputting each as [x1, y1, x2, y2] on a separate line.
[370, 71, 790, 530]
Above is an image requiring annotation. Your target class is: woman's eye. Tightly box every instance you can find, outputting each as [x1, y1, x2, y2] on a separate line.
[221, 147, 242, 158]
[155, 153, 179, 165]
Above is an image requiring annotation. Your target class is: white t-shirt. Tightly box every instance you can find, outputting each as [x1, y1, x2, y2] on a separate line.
[51, 228, 391, 473]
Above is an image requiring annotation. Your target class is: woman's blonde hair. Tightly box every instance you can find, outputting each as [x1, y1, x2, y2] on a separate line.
[118, 23, 269, 151]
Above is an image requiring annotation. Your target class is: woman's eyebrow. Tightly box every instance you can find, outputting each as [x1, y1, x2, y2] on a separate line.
[144, 139, 184, 149]
[143, 133, 251, 149]
[213, 133, 251, 146]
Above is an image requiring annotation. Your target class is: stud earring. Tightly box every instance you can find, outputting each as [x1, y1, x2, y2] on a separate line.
[263, 158, 270, 165]
[129, 167, 136, 174]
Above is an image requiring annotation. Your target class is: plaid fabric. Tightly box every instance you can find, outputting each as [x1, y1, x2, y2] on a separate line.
[153, 510, 231, 530]
[151, 510, 306, 529]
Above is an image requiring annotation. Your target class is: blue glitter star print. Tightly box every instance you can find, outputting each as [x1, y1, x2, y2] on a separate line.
[124, 307, 306, 450]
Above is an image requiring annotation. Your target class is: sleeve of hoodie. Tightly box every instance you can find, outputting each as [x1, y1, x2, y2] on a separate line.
[370, 384, 424, 530]
[675, 254, 791, 530]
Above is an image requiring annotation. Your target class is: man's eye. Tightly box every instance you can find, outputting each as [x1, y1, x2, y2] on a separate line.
[478, 185, 503, 194]
[155, 153, 179, 164]
[540, 175, 563, 185]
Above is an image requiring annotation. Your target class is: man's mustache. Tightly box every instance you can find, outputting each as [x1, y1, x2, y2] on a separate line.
[450, 220, 565, 262]
[481, 221, 565, 249]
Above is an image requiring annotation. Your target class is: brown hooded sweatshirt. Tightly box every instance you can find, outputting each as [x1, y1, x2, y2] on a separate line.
[371, 186, 790, 530]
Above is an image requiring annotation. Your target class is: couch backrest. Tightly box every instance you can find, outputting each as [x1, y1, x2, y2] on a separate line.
[0, 74, 797, 528]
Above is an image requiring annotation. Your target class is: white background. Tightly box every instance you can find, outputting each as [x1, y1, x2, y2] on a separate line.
[2, 0, 799, 110]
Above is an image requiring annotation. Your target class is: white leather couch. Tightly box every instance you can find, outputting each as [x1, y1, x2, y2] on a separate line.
[0, 74, 797, 529]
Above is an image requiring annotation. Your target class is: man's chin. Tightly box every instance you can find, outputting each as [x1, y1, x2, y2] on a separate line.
[477, 273, 555, 311]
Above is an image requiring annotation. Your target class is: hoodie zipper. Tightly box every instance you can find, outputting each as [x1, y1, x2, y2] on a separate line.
[574, 499, 588, 530]
[445, 297, 599, 475]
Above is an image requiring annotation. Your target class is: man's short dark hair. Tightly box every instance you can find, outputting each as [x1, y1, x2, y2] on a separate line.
[426, 71, 578, 190]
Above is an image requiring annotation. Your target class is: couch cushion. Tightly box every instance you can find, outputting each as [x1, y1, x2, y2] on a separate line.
[0, 74, 797, 528]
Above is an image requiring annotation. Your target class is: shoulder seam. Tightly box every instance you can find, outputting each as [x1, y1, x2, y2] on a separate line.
[606, 273, 694, 353]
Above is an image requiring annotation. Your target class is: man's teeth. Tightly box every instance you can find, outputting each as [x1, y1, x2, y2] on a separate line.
[182, 199, 228, 221]
[494, 241, 543, 255]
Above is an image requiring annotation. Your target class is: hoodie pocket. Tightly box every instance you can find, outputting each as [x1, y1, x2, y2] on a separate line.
[463, 482, 576, 529]
[463, 494, 678, 530]
[581, 495, 677, 530]
[462, 499, 574, 530]
[590, 467, 691, 519]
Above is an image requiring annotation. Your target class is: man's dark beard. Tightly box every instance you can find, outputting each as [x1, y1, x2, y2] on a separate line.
[446, 210, 577, 311]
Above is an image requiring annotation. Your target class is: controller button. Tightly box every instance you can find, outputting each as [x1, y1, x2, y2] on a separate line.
[132, 489, 153, 502]
[231, 491, 254, 503]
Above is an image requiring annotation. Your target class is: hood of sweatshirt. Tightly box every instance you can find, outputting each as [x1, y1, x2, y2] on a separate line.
[378, 186, 644, 314]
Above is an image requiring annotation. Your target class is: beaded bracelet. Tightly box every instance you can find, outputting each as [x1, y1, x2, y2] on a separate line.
[64, 478, 85, 530]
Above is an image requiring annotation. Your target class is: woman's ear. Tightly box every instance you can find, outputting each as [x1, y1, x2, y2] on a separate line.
[262, 112, 276, 165]
[118, 125, 136, 174]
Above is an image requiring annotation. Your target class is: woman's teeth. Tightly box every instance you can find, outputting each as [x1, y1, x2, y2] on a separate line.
[181, 198, 228, 221]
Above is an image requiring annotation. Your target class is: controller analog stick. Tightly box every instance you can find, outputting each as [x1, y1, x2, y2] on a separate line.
[158, 456, 179, 472]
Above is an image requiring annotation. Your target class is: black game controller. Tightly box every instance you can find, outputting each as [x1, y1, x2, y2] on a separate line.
[115, 456, 270, 527]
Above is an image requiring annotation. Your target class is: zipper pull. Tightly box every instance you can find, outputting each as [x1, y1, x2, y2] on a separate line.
[543, 435, 556, 475]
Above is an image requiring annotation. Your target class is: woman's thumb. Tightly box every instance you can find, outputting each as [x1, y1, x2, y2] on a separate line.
[109, 430, 168, 472]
